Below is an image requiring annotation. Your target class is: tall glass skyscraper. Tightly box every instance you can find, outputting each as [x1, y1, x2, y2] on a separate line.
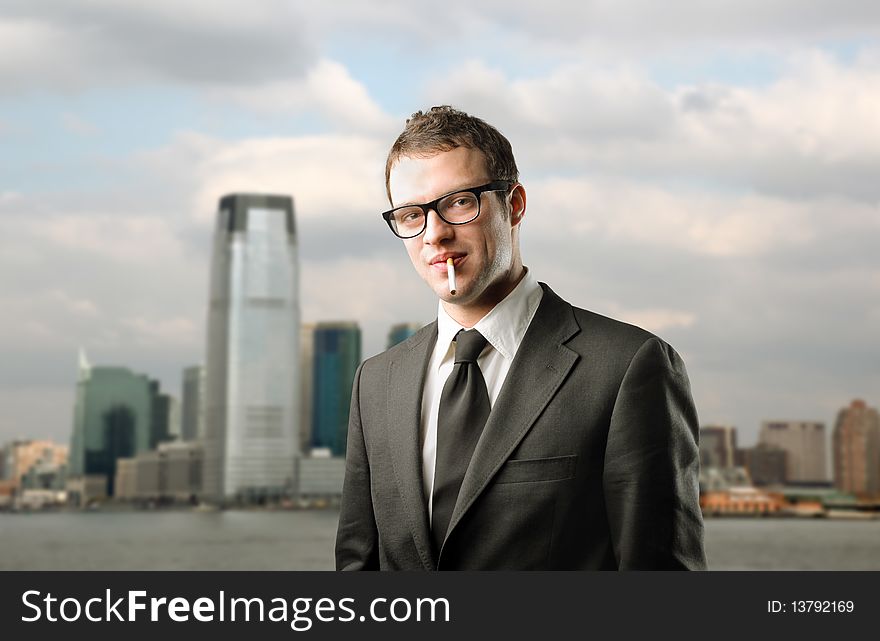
[202, 194, 300, 503]
[312, 322, 361, 456]
[181, 365, 205, 442]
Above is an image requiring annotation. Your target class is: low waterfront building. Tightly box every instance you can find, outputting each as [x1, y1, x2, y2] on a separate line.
[114, 441, 203, 504]
[1, 439, 68, 493]
[699, 466, 752, 492]
[0, 480, 14, 509]
[65, 475, 109, 507]
[297, 448, 345, 499]
[16, 489, 67, 510]
[700, 487, 785, 515]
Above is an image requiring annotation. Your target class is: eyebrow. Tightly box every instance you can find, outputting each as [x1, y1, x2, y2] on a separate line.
[398, 180, 491, 208]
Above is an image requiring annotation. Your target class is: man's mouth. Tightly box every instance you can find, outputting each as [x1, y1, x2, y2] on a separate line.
[429, 253, 465, 271]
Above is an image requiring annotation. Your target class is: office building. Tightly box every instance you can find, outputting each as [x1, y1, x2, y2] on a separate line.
[202, 194, 301, 503]
[181, 365, 205, 441]
[833, 399, 880, 498]
[759, 420, 827, 482]
[299, 323, 316, 457]
[699, 425, 737, 469]
[312, 322, 361, 456]
[298, 448, 345, 498]
[168, 395, 181, 441]
[740, 443, 787, 487]
[115, 441, 203, 503]
[67, 350, 157, 499]
[150, 382, 177, 449]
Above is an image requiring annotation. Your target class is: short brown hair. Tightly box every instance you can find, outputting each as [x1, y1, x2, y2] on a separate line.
[384, 105, 519, 203]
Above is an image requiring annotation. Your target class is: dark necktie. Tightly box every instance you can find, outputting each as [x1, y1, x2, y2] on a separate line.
[431, 329, 491, 554]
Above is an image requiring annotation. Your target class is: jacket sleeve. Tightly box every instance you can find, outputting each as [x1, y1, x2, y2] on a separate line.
[335, 361, 380, 570]
[603, 336, 707, 570]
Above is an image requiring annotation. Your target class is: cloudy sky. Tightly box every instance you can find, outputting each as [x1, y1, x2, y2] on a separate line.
[1, 0, 878, 451]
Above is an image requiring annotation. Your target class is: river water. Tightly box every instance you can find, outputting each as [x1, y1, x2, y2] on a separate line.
[1, 511, 878, 570]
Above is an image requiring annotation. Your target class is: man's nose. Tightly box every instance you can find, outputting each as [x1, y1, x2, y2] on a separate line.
[422, 208, 453, 244]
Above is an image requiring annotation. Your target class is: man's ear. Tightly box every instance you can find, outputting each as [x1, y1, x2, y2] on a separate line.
[509, 183, 526, 226]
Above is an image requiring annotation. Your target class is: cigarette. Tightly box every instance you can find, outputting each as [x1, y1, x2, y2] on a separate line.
[447, 258, 457, 295]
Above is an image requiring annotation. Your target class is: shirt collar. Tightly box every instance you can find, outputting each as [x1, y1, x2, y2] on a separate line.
[436, 267, 542, 362]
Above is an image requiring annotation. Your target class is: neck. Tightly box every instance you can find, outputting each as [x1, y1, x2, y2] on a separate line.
[441, 263, 526, 328]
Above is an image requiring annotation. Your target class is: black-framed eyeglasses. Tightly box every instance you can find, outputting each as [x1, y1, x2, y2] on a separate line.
[381, 180, 512, 239]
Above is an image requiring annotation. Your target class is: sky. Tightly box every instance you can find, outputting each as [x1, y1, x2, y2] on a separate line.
[1, 0, 878, 450]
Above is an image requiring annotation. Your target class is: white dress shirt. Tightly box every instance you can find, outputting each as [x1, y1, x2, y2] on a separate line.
[420, 267, 543, 523]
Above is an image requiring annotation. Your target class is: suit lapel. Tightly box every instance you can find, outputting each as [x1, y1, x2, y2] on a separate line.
[387, 322, 437, 570]
[442, 284, 581, 551]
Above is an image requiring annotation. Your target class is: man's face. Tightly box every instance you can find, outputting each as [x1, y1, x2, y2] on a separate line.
[388, 146, 519, 309]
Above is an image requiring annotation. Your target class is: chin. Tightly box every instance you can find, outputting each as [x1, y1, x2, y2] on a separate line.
[431, 283, 460, 303]
[427, 276, 456, 299]
[435, 288, 457, 303]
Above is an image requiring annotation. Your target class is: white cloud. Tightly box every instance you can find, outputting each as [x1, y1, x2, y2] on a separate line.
[303, 1, 880, 53]
[0, 1, 313, 92]
[60, 113, 99, 136]
[46, 290, 101, 319]
[182, 133, 389, 223]
[526, 177, 821, 257]
[0, 17, 82, 91]
[303, 256, 429, 324]
[31, 214, 184, 263]
[120, 316, 199, 348]
[0, 191, 24, 205]
[213, 59, 395, 133]
[0, 192, 206, 368]
[604, 305, 697, 334]
[427, 50, 880, 203]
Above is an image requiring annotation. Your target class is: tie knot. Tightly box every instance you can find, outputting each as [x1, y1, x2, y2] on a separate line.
[454, 329, 488, 364]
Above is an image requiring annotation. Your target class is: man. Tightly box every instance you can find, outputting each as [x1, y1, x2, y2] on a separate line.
[335, 106, 706, 570]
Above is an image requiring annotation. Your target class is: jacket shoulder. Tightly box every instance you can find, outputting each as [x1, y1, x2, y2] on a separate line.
[538, 282, 678, 369]
[358, 321, 436, 376]
[570, 305, 656, 348]
[564, 303, 688, 378]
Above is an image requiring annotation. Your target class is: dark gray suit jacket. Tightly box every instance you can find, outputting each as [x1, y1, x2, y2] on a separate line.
[335, 283, 707, 570]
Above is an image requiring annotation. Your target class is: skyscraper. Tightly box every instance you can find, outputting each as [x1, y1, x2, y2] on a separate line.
[68, 349, 155, 498]
[149, 381, 175, 449]
[202, 194, 300, 503]
[741, 443, 787, 487]
[312, 322, 361, 456]
[699, 425, 737, 469]
[299, 322, 316, 457]
[833, 399, 880, 498]
[181, 365, 205, 441]
[759, 420, 827, 483]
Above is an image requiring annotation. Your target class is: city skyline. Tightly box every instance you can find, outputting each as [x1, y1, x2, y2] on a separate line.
[1, 2, 879, 448]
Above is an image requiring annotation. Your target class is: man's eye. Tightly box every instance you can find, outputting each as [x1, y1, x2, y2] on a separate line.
[450, 196, 476, 209]
[401, 210, 423, 223]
